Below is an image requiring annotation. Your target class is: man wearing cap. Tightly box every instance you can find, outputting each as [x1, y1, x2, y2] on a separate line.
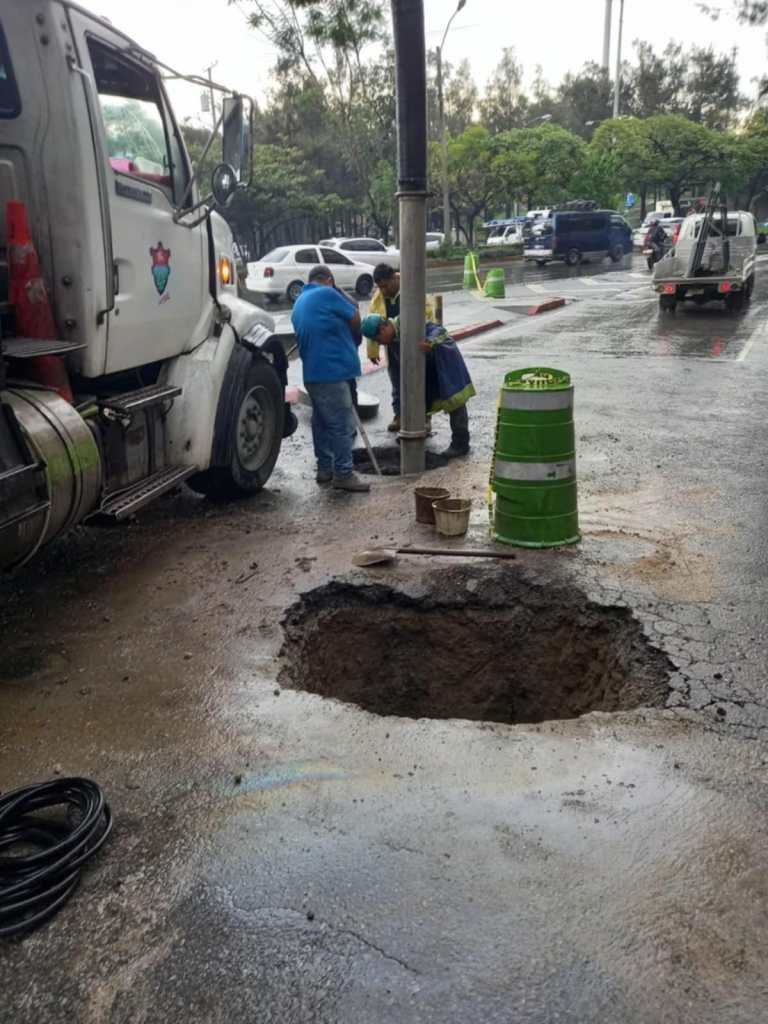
[291, 265, 370, 492]
[361, 314, 474, 459]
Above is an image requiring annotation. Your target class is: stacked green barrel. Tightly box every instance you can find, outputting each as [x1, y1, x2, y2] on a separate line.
[483, 268, 506, 298]
[490, 367, 580, 548]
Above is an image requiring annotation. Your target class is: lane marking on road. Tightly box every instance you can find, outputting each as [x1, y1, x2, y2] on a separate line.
[578, 276, 601, 286]
[736, 317, 768, 362]
[526, 283, 549, 293]
[629, 272, 648, 278]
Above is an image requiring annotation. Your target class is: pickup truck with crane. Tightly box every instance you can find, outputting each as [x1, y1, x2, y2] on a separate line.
[0, 1, 294, 571]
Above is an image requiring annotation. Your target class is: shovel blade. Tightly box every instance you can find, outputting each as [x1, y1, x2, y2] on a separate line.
[352, 547, 397, 567]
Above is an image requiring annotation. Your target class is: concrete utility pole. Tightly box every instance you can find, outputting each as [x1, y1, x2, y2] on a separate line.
[602, 0, 612, 71]
[612, 0, 625, 119]
[391, 0, 428, 475]
[437, 0, 466, 244]
[205, 62, 218, 134]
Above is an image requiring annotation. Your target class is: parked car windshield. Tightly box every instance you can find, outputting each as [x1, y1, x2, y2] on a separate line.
[261, 247, 291, 262]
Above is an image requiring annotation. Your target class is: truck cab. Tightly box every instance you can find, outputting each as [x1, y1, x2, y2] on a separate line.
[0, 2, 292, 570]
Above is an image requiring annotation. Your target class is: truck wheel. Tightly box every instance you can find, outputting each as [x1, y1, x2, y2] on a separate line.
[287, 280, 304, 304]
[188, 354, 283, 500]
[745, 274, 754, 300]
[355, 274, 373, 298]
[535, 260, 547, 267]
[659, 295, 676, 313]
[610, 245, 624, 263]
[565, 248, 581, 266]
[725, 291, 745, 313]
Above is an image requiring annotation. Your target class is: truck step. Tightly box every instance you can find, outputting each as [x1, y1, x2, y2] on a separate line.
[99, 384, 182, 414]
[94, 465, 197, 520]
[1, 337, 86, 359]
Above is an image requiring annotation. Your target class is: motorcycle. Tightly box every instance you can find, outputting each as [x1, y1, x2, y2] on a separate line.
[643, 232, 667, 271]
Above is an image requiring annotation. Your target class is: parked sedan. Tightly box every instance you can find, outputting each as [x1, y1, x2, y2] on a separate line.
[318, 237, 400, 269]
[245, 245, 376, 304]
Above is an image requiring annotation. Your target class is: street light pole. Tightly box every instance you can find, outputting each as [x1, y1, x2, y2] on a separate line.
[612, 0, 624, 119]
[602, 0, 612, 71]
[392, 0, 428, 475]
[437, 0, 466, 244]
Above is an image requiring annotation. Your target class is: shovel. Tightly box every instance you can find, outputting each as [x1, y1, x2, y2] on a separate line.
[352, 546, 518, 567]
[351, 404, 382, 478]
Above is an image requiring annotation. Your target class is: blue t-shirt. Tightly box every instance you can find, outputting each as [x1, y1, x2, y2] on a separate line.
[291, 283, 362, 384]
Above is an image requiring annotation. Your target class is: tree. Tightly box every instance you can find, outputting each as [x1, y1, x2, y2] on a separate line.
[553, 63, 616, 138]
[480, 49, 528, 133]
[434, 126, 500, 244]
[515, 123, 586, 206]
[627, 41, 687, 118]
[642, 114, 724, 213]
[590, 117, 654, 215]
[445, 60, 478, 136]
[684, 46, 744, 127]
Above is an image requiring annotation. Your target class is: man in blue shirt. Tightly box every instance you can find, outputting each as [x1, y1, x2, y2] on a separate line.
[291, 265, 370, 492]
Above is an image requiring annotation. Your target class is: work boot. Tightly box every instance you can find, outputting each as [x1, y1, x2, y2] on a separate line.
[440, 444, 470, 460]
[316, 468, 333, 484]
[387, 416, 400, 432]
[332, 472, 371, 492]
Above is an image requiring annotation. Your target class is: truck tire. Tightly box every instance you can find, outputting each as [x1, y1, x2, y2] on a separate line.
[355, 274, 373, 298]
[725, 291, 745, 313]
[565, 248, 581, 266]
[610, 244, 624, 263]
[187, 350, 283, 500]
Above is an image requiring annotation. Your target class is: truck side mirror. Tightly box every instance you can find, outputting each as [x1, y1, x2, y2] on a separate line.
[222, 96, 252, 185]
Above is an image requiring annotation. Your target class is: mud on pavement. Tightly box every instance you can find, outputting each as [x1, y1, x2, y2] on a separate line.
[2, 324, 768, 1022]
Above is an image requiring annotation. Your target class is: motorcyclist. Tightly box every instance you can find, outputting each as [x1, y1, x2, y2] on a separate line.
[645, 219, 668, 267]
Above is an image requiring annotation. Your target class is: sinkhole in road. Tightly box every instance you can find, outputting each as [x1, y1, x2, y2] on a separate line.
[352, 446, 446, 476]
[280, 572, 672, 725]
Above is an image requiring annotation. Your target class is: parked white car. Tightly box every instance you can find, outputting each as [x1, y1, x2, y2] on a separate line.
[318, 237, 400, 269]
[245, 245, 376, 304]
[426, 231, 445, 252]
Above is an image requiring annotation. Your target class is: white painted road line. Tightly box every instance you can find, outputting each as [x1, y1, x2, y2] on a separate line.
[578, 277, 601, 286]
[527, 283, 549, 293]
[737, 318, 768, 362]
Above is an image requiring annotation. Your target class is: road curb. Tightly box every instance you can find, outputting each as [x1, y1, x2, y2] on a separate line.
[527, 298, 566, 316]
[452, 320, 504, 340]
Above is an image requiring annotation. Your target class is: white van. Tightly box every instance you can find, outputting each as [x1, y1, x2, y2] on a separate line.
[487, 223, 523, 246]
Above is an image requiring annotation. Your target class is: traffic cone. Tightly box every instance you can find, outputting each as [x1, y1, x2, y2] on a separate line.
[7, 200, 73, 401]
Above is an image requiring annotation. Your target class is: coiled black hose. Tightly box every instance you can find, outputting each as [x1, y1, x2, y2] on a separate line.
[0, 777, 112, 938]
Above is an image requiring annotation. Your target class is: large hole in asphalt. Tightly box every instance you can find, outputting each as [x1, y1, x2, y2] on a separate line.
[280, 571, 672, 724]
[352, 446, 447, 476]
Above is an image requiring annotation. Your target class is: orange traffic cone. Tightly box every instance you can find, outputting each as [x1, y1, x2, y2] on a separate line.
[7, 200, 73, 401]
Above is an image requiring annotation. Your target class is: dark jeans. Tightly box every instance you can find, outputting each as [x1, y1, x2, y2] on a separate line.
[387, 342, 400, 416]
[449, 404, 470, 452]
[305, 380, 355, 478]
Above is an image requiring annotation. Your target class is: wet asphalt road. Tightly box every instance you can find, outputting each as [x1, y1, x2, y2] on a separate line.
[2, 255, 768, 1023]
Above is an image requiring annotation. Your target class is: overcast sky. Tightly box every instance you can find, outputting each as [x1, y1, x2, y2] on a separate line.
[89, 0, 768, 124]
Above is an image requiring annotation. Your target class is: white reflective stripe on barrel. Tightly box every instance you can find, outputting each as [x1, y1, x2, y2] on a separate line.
[500, 389, 573, 411]
[495, 458, 576, 481]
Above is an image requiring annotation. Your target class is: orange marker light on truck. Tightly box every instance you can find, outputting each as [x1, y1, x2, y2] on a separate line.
[718, 281, 732, 293]
[218, 257, 233, 286]
[664, 284, 675, 294]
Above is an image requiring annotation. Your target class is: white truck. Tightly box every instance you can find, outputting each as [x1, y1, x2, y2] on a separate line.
[0, 1, 294, 570]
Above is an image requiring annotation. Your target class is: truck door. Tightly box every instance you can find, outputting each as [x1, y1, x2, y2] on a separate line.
[67, 17, 208, 375]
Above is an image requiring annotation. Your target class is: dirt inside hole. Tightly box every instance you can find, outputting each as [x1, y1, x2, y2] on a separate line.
[353, 446, 448, 476]
[280, 572, 672, 725]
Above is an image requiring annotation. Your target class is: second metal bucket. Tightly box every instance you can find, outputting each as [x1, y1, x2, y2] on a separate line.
[433, 498, 471, 537]
[414, 487, 450, 524]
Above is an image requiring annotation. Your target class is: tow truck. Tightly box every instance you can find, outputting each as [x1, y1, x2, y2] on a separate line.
[0, 1, 294, 570]
[653, 185, 763, 313]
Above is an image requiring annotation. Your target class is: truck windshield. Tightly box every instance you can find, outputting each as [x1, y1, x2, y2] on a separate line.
[0, 24, 21, 118]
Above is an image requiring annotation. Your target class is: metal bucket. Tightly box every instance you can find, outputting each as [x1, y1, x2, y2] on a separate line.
[414, 486, 450, 524]
[433, 498, 471, 537]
